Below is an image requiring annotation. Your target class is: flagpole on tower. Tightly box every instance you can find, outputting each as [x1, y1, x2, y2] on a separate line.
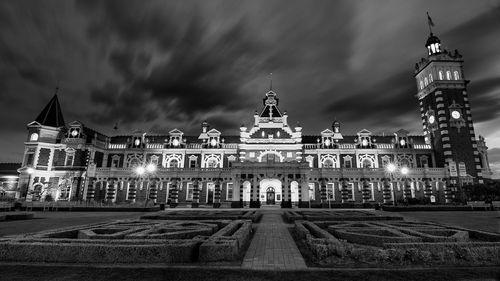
[427, 12, 435, 34]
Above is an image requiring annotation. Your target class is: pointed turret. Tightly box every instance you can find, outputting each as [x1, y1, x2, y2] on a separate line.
[34, 93, 65, 127]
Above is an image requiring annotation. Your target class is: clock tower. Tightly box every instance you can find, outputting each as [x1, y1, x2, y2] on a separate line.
[415, 27, 483, 184]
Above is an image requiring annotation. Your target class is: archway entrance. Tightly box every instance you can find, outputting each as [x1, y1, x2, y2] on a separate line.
[259, 179, 282, 205]
[266, 187, 275, 205]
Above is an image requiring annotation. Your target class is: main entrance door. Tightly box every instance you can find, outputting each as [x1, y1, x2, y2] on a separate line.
[266, 187, 275, 205]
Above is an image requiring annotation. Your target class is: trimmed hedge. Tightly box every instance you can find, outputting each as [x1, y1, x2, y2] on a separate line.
[4, 213, 35, 221]
[382, 205, 474, 212]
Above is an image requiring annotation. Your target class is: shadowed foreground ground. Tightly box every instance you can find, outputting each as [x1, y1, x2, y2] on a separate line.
[0, 264, 499, 281]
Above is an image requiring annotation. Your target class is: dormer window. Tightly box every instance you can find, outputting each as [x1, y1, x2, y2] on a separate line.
[453, 71, 460, 80]
[30, 133, 39, 141]
[65, 149, 75, 166]
[446, 71, 452, 80]
[439, 71, 443, 80]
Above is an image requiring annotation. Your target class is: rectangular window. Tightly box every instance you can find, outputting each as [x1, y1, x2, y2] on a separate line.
[344, 159, 352, 168]
[348, 183, 355, 200]
[327, 183, 335, 201]
[189, 159, 197, 168]
[308, 183, 315, 200]
[226, 183, 233, 200]
[25, 153, 34, 166]
[369, 183, 375, 201]
[65, 154, 74, 166]
[111, 159, 119, 168]
[186, 183, 194, 200]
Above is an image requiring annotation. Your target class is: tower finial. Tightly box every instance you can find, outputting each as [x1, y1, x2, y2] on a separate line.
[427, 12, 435, 34]
[269, 73, 273, 90]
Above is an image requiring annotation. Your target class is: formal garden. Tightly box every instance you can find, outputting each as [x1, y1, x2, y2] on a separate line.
[289, 210, 500, 268]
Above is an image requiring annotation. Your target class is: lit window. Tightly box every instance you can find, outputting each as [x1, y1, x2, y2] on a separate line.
[433, 43, 440, 53]
[420, 81, 424, 90]
[207, 158, 218, 168]
[323, 159, 334, 168]
[226, 183, 233, 200]
[429, 73, 433, 82]
[186, 183, 194, 200]
[439, 71, 443, 80]
[169, 159, 179, 168]
[362, 159, 372, 168]
[327, 183, 335, 200]
[424, 77, 428, 86]
[189, 159, 197, 168]
[30, 133, 39, 141]
[446, 71, 452, 80]
[347, 183, 355, 200]
[453, 71, 460, 80]
[344, 158, 352, 168]
[308, 183, 315, 200]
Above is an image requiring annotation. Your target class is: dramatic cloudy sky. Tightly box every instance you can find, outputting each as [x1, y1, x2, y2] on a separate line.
[1, 0, 499, 177]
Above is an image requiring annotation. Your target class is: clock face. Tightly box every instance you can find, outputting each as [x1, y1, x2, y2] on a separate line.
[428, 115, 435, 124]
[400, 139, 406, 146]
[451, 110, 461, 119]
[134, 139, 140, 146]
[71, 129, 78, 137]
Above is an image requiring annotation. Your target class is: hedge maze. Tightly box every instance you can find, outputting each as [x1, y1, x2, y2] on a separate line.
[141, 210, 262, 222]
[0, 217, 254, 264]
[293, 212, 500, 267]
[284, 210, 403, 223]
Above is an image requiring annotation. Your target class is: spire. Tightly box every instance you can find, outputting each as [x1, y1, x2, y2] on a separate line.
[34, 88, 65, 127]
[269, 73, 273, 90]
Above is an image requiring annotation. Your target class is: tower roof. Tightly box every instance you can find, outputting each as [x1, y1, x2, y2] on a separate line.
[34, 94, 65, 127]
[425, 33, 441, 48]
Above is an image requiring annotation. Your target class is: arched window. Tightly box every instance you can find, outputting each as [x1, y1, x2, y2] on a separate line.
[323, 159, 334, 168]
[400, 159, 411, 168]
[30, 133, 39, 141]
[129, 158, 140, 168]
[169, 159, 179, 168]
[424, 77, 428, 86]
[206, 158, 218, 168]
[446, 71, 452, 80]
[362, 159, 373, 168]
[429, 73, 433, 82]
[438, 71, 444, 80]
[419, 81, 424, 90]
[453, 71, 460, 80]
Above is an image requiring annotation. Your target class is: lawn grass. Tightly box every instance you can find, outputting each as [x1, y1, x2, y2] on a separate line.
[0, 264, 498, 281]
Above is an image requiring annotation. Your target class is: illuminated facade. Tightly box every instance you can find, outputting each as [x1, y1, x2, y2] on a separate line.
[16, 30, 492, 206]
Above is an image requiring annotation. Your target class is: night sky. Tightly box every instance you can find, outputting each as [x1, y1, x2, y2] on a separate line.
[1, 0, 499, 177]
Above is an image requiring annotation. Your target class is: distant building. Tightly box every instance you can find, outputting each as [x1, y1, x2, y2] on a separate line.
[0, 163, 20, 199]
[16, 24, 492, 206]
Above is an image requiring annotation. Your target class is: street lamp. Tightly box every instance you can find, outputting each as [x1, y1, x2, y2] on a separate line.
[385, 163, 411, 206]
[134, 163, 157, 205]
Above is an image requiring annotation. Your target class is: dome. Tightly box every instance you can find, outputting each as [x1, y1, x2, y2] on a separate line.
[425, 33, 441, 47]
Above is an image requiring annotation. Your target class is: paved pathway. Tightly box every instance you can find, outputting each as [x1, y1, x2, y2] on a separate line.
[242, 210, 307, 270]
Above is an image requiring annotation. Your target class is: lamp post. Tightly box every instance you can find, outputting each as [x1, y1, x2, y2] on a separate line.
[134, 163, 157, 205]
[385, 163, 411, 206]
[386, 163, 396, 206]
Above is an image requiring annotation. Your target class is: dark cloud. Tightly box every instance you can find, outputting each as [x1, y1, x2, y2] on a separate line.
[0, 0, 499, 175]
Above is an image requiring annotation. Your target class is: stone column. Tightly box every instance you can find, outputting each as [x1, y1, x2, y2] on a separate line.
[106, 178, 117, 203]
[403, 178, 412, 200]
[361, 178, 371, 204]
[423, 177, 433, 199]
[149, 178, 158, 204]
[213, 177, 222, 208]
[170, 177, 179, 208]
[86, 177, 96, 201]
[320, 178, 327, 204]
[341, 178, 349, 204]
[192, 177, 200, 208]
[128, 178, 136, 203]
[444, 181, 453, 204]
[382, 177, 392, 204]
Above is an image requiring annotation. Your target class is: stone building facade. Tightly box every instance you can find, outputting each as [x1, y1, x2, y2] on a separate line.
[16, 29, 492, 206]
